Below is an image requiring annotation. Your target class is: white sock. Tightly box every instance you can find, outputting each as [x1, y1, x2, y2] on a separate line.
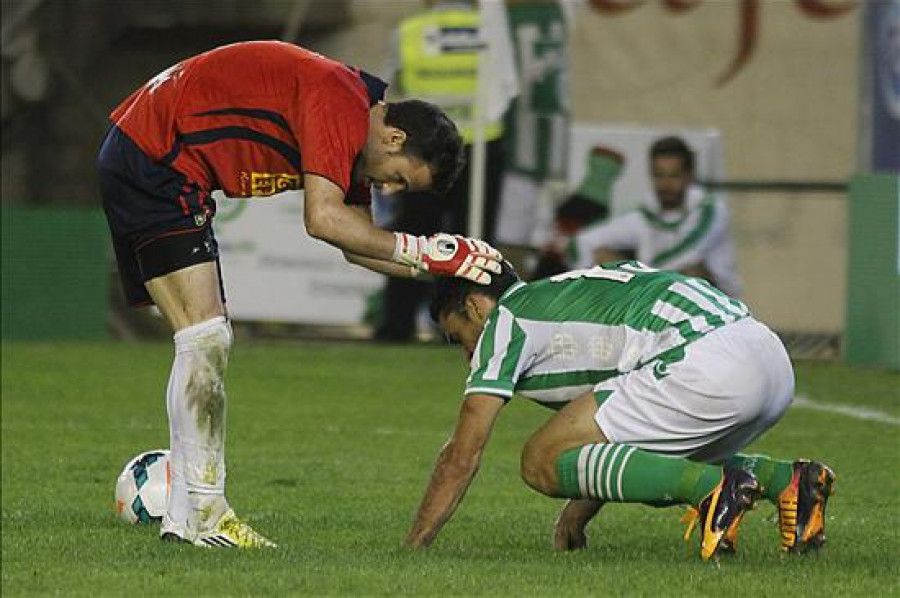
[163, 366, 189, 535]
[165, 316, 232, 536]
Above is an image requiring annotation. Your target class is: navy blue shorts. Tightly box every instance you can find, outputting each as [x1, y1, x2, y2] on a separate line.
[98, 125, 225, 307]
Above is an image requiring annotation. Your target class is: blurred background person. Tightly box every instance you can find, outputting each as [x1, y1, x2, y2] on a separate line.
[569, 135, 741, 296]
[373, 0, 506, 343]
[493, 0, 570, 279]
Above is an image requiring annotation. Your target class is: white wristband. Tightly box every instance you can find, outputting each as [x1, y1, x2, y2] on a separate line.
[392, 232, 425, 267]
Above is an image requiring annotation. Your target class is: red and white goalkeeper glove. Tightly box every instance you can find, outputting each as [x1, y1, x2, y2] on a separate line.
[393, 232, 503, 284]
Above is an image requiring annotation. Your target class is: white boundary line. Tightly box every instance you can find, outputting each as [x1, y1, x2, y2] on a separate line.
[792, 395, 900, 426]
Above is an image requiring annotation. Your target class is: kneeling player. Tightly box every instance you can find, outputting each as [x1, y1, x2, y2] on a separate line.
[406, 261, 835, 560]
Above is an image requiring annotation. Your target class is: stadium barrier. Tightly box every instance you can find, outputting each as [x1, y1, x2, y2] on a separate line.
[1, 205, 108, 340]
[845, 174, 900, 370]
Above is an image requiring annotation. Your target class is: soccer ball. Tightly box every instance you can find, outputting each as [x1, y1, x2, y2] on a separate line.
[114, 449, 170, 524]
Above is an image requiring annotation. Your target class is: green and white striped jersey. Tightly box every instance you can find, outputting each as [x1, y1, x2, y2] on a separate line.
[465, 261, 749, 409]
[503, 2, 569, 180]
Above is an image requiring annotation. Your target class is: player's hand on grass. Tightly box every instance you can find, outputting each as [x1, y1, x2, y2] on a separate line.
[553, 499, 604, 551]
[553, 517, 588, 550]
[393, 232, 503, 284]
[404, 538, 425, 549]
[404, 530, 432, 549]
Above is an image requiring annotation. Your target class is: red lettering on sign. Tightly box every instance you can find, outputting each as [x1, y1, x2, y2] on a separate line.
[715, 0, 759, 87]
[588, 0, 646, 15]
[662, 0, 701, 13]
[796, 0, 857, 19]
[587, 0, 859, 86]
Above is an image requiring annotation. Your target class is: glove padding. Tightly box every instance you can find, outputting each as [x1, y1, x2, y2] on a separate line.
[421, 233, 503, 284]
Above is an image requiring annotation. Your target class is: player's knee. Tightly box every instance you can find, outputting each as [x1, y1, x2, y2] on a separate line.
[174, 316, 232, 347]
[520, 436, 557, 496]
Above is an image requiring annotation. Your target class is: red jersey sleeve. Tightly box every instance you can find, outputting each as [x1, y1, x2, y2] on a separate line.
[295, 66, 371, 203]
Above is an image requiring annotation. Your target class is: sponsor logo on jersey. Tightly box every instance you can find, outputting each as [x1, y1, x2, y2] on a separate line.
[652, 360, 670, 380]
[242, 172, 301, 196]
[551, 333, 578, 360]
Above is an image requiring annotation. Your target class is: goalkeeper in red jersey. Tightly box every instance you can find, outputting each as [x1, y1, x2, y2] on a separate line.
[98, 40, 500, 548]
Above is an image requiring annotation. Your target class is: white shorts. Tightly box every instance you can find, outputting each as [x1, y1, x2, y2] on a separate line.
[495, 172, 558, 247]
[593, 317, 794, 463]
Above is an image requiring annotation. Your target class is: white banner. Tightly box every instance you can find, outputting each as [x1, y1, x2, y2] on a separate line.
[213, 191, 382, 324]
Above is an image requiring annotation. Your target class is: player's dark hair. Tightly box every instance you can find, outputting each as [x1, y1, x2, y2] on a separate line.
[384, 100, 465, 194]
[430, 261, 521, 322]
[650, 136, 695, 174]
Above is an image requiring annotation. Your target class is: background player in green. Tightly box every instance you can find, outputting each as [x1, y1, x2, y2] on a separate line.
[494, 0, 571, 276]
[405, 261, 835, 560]
[569, 136, 741, 296]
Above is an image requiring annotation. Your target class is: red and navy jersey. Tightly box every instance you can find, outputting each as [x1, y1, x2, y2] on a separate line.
[110, 41, 386, 204]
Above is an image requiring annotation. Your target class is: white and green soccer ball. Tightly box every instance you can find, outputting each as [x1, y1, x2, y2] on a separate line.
[114, 449, 170, 524]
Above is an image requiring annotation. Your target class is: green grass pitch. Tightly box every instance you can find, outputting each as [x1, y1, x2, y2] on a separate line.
[2, 339, 899, 596]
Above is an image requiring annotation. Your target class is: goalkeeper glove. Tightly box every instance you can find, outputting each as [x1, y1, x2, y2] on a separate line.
[393, 232, 502, 284]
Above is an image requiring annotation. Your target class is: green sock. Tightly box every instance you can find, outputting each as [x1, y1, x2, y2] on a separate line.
[556, 444, 721, 506]
[727, 454, 794, 502]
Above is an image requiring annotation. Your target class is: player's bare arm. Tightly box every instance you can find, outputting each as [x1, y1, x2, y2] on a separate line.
[553, 499, 605, 551]
[344, 252, 421, 278]
[406, 394, 505, 548]
[340, 204, 421, 278]
[304, 173, 399, 260]
[305, 174, 501, 284]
